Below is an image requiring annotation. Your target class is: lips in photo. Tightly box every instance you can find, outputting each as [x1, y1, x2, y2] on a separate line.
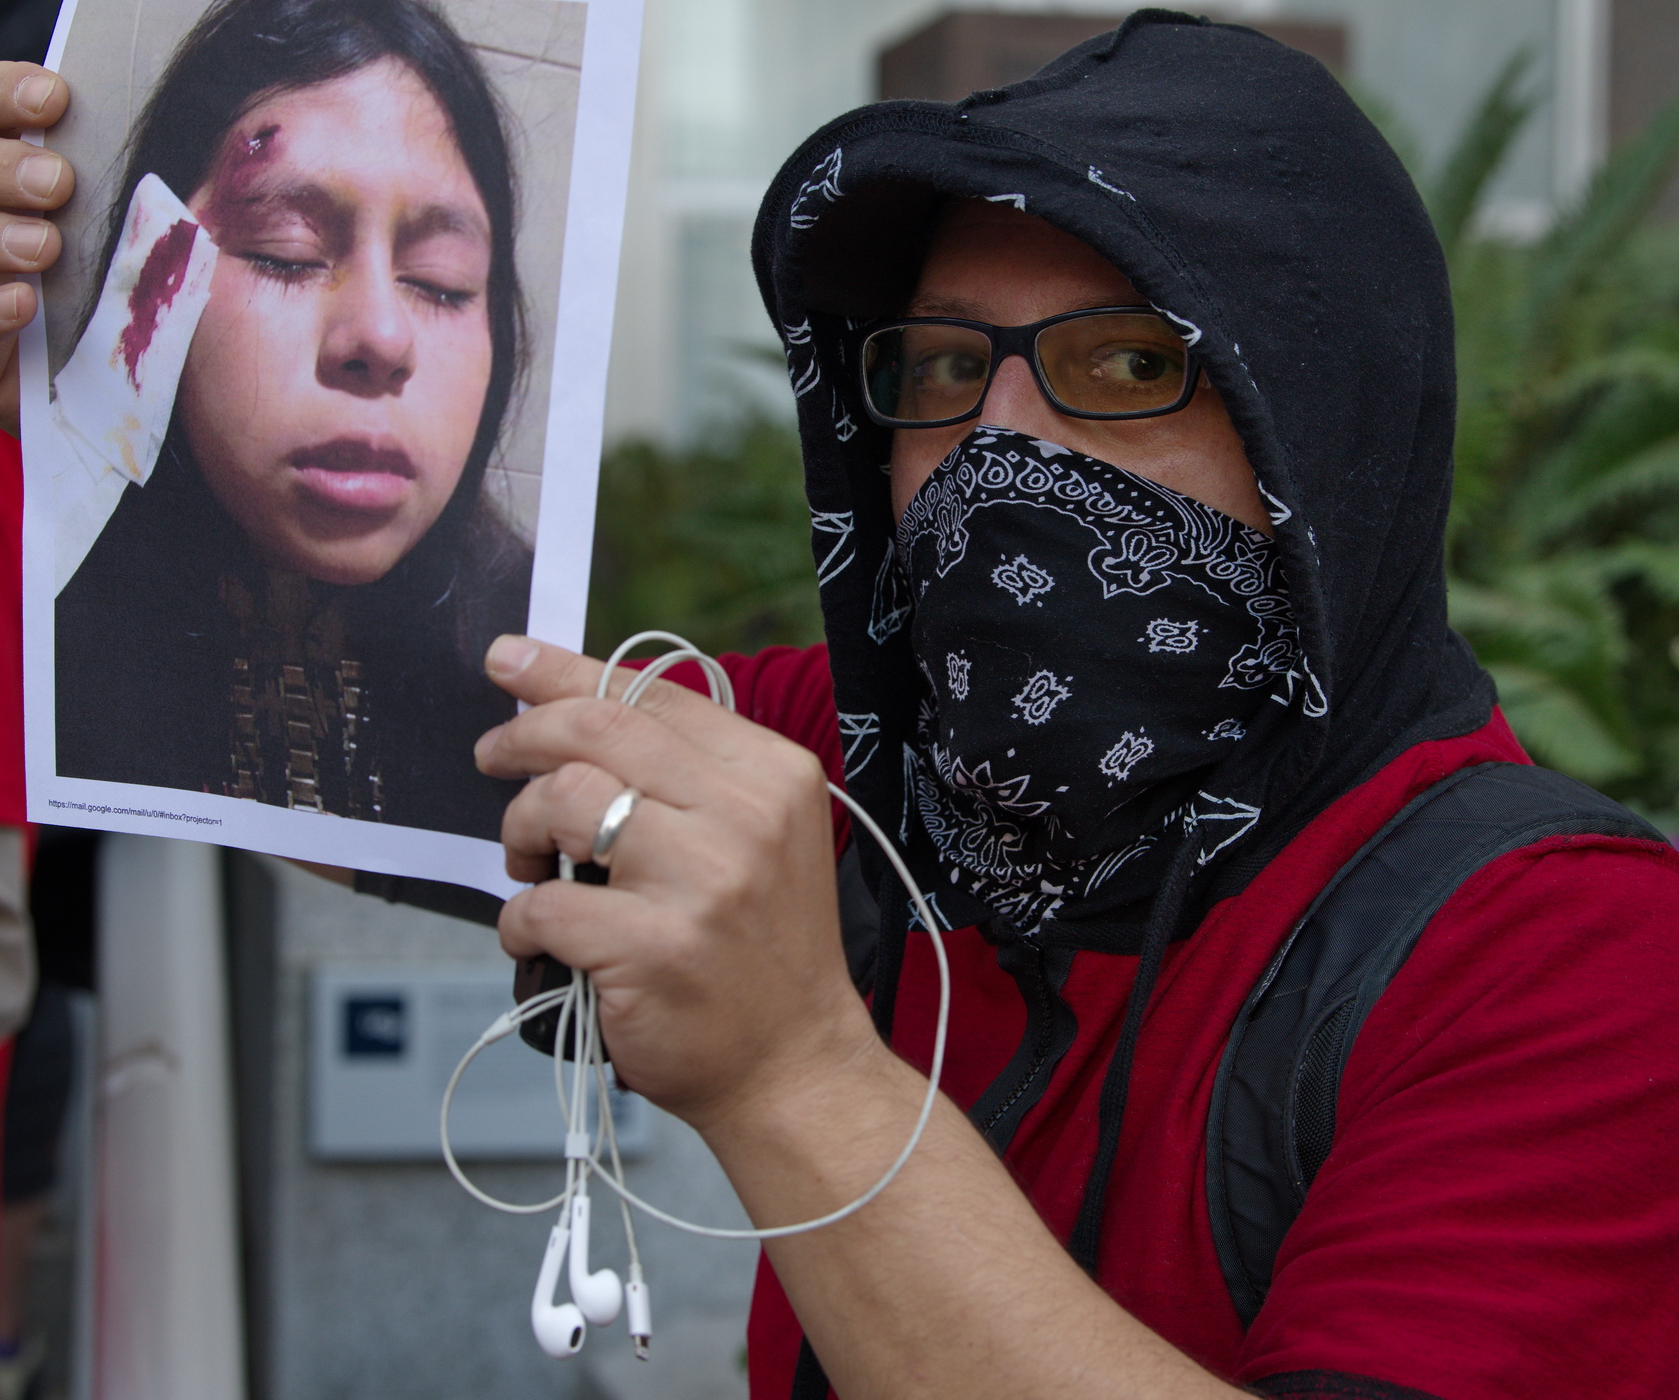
[287, 437, 419, 512]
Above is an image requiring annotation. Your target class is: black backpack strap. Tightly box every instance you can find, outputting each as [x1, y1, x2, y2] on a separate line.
[1207, 762, 1664, 1328]
[789, 1336, 830, 1400]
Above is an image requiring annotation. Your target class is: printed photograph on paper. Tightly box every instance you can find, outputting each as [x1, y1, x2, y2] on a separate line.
[22, 0, 639, 892]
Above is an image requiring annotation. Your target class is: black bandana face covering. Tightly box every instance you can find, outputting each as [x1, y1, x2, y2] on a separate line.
[898, 427, 1300, 934]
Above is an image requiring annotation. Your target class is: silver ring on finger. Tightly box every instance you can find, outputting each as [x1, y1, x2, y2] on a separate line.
[591, 787, 641, 869]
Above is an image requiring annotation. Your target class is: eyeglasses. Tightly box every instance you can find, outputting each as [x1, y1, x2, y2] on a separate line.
[859, 307, 1200, 429]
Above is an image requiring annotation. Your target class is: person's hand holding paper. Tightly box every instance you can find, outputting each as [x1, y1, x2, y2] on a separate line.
[0, 61, 72, 439]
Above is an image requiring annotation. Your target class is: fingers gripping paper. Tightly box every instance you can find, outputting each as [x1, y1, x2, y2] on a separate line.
[51, 173, 217, 594]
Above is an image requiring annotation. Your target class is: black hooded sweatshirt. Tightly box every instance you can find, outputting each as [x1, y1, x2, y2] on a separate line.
[753, 10, 1491, 944]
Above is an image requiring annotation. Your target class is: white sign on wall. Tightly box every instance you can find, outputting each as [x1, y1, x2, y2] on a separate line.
[310, 963, 652, 1162]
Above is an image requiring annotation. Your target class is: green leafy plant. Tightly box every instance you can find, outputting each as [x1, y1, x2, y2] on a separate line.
[1424, 59, 1679, 823]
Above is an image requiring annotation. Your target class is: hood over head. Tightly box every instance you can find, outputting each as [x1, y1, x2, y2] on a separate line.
[752, 8, 1493, 950]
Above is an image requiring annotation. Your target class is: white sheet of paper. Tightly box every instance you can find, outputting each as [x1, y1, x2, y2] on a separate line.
[20, 0, 644, 897]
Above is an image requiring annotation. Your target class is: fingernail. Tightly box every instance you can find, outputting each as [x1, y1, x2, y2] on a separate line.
[17, 155, 63, 201]
[486, 634, 538, 677]
[473, 724, 505, 767]
[2, 222, 47, 262]
[15, 74, 56, 117]
[0, 284, 22, 323]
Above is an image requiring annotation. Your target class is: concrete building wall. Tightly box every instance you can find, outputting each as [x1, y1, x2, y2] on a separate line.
[241, 860, 757, 1400]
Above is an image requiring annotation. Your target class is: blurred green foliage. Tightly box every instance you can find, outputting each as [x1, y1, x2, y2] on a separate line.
[1419, 54, 1679, 824]
[586, 59, 1679, 823]
[583, 416, 822, 659]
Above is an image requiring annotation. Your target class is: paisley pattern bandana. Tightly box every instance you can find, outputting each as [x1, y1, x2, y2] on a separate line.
[897, 428, 1299, 934]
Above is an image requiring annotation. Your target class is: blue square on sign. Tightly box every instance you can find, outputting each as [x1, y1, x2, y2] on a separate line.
[343, 995, 407, 1058]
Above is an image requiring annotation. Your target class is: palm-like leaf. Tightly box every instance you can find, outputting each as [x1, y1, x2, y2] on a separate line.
[1426, 50, 1536, 260]
[586, 417, 824, 658]
[1440, 63, 1679, 826]
[1479, 663, 1640, 782]
[1529, 434, 1679, 546]
[1523, 93, 1679, 321]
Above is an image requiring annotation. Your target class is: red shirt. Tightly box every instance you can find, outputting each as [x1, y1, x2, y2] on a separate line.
[2, 432, 25, 827]
[704, 645, 1679, 1400]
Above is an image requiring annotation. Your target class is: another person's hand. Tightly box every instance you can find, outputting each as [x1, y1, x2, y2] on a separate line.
[0, 62, 71, 440]
[474, 635, 881, 1129]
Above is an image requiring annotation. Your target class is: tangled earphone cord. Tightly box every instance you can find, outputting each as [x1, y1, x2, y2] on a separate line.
[441, 631, 951, 1244]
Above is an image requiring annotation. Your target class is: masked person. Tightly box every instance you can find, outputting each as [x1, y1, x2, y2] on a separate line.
[475, 15, 1679, 1400]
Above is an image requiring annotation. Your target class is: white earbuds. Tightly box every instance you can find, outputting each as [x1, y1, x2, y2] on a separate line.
[568, 1193, 623, 1325]
[531, 1224, 587, 1358]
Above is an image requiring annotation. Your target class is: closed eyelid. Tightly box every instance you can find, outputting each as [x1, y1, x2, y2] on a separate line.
[396, 203, 491, 257]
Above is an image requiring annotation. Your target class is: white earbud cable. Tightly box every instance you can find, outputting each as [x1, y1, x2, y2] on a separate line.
[442, 631, 950, 1244]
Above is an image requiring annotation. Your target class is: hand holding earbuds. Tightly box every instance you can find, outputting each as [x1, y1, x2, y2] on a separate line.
[446, 632, 951, 1367]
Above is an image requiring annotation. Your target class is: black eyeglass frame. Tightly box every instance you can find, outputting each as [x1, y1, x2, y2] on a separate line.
[857, 306, 1202, 429]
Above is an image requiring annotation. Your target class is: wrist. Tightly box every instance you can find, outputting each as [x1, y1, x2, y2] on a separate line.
[699, 989, 891, 1133]
[694, 1014, 922, 1205]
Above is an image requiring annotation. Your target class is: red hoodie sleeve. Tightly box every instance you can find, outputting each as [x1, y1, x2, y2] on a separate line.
[718, 645, 842, 783]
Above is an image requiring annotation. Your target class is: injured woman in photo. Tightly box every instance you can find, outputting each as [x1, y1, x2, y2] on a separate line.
[50, 0, 533, 840]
